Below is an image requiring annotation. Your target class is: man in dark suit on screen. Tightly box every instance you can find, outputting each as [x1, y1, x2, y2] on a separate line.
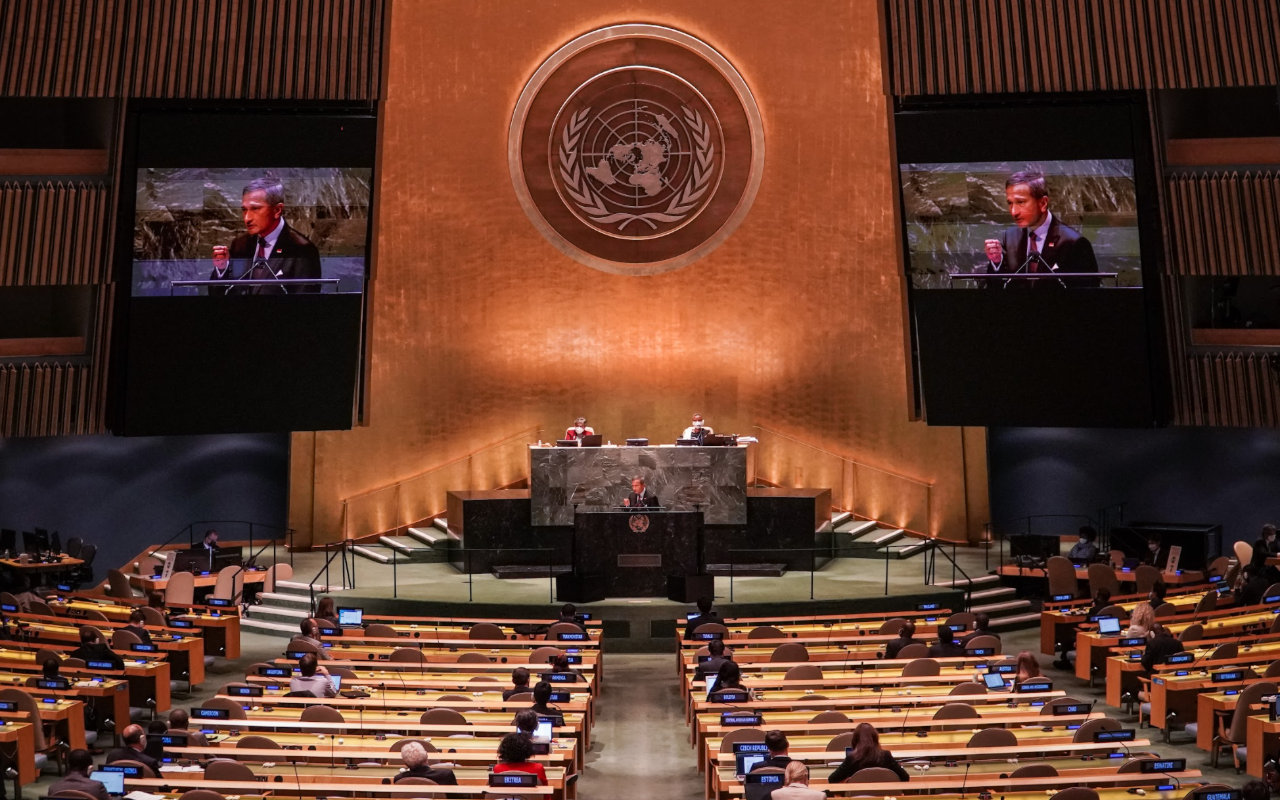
[981, 169, 1098, 288]
[209, 177, 322, 294]
[622, 475, 659, 508]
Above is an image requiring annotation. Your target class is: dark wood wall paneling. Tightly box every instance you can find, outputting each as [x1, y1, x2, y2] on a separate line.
[0, 0, 382, 437]
[886, 0, 1280, 427]
[1165, 170, 1280, 426]
[1166, 172, 1280, 277]
[887, 0, 1280, 95]
[0, 182, 110, 285]
[0, 0, 383, 99]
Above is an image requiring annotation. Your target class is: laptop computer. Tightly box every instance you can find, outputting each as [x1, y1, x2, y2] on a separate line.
[1096, 616, 1121, 635]
[337, 607, 363, 627]
[983, 671, 1009, 691]
[90, 770, 126, 796]
[578, 434, 602, 447]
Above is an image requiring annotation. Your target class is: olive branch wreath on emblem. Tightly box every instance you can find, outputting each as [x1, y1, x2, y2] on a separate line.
[559, 105, 715, 231]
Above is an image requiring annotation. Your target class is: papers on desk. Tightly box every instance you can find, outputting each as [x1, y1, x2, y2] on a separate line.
[125, 792, 167, 800]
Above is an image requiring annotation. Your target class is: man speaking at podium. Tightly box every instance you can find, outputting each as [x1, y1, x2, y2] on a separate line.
[210, 177, 322, 295]
[622, 476, 659, 508]
[981, 170, 1098, 288]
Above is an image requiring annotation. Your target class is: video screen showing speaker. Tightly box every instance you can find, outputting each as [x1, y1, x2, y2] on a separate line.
[895, 97, 1167, 428]
[110, 104, 376, 435]
[131, 167, 370, 297]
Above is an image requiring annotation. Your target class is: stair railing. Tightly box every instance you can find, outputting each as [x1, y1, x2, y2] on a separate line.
[749, 425, 938, 539]
[925, 540, 974, 610]
[988, 514, 1098, 569]
[147, 520, 295, 567]
[307, 541, 352, 614]
[340, 426, 543, 541]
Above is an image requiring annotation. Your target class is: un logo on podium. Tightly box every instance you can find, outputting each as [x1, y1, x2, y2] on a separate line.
[628, 514, 651, 533]
[510, 25, 764, 275]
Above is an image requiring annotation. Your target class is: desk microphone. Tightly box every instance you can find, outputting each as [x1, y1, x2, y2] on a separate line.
[958, 759, 972, 798]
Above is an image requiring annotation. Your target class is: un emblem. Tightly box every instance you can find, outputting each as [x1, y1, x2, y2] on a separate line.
[510, 25, 764, 275]
[628, 514, 651, 533]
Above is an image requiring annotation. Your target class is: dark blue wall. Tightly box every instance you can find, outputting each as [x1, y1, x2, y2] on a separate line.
[0, 433, 289, 580]
[988, 426, 1280, 547]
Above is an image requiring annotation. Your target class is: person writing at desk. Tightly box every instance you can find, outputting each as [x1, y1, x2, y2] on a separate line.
[563, 417, 594, 441]
[681, 413, 714, 443]
[622, 476, 658, 508]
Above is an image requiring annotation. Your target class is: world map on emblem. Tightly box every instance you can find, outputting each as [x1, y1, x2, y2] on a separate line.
[509, 25, 764, 275]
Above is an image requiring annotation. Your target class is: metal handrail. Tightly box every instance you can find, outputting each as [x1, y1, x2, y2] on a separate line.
[750, 425, 936, 538]
[346, 543, 559, 602]
[987, 514, 1098, 569]
[307, 541, 352, 614]
[147, 520, 294, 565]
[340, 425, 543, 540]
[925, 541, 973, 610]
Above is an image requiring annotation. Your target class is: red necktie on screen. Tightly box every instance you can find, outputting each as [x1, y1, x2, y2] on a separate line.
[257, 237, 269, 259]
[1028, 231, 1039, 272]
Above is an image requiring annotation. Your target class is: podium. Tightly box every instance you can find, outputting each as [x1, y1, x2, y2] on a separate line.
[571, 510, 702, 597]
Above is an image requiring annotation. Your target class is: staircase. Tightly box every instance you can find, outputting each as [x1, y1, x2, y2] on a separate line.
[930, 572, 1040, 630]
[351, 518, 453, 566]
[832, 512, 932, 560]
[244, 578, 346, 636]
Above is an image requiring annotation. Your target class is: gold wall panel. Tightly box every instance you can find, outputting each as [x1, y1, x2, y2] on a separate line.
[291, 0, 988, 546]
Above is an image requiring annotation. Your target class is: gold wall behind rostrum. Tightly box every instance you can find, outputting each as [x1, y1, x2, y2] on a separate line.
[291, 0, 989, 546]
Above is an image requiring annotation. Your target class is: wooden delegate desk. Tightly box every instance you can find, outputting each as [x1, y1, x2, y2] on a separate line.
[689, 687, 1064, 725]
[125, 566, 268, 595]
[692, 705, 1086, 759]
[683, 609, 954, 631]
[217, 690, 594, 739]
[1000, 563, 1205, 589]
[708, 742, 1158, 800]
[0, 720, 36, 786]
[195, 719, 584, 771]
[722, 770, 1203, 799]
[702, 727, 1132, 783]
[1246, 710, 1280, 776]
[48, 594, 244, 660]
[130, 760, 572, 799]
[272, 657, 599, 695]
[1077, 607, 1280, 682]
[0, 696, 85, 749]
[16, 608, 206, 686]
[171, 743, 574, 772]
[0, 555, 83, 586]
[1037, 588, 1223, 655]
[126, 778, 553, 798]
[1102, 637, 1280, 708]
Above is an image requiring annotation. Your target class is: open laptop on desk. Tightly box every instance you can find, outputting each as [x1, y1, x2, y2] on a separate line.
[89, 770, 126, 796]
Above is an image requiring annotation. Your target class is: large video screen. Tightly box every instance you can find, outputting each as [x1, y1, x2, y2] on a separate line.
[901, 159, 1139, 290]
[132, 167, 371, 296]
[895, 97, 1167, 428]
[109, 105, 376, 436]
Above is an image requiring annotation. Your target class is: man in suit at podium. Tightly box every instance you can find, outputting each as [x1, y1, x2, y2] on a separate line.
[981, 170, 1098, 288]
[210, 178, 322, 294]
[622, 476, 658, 508]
